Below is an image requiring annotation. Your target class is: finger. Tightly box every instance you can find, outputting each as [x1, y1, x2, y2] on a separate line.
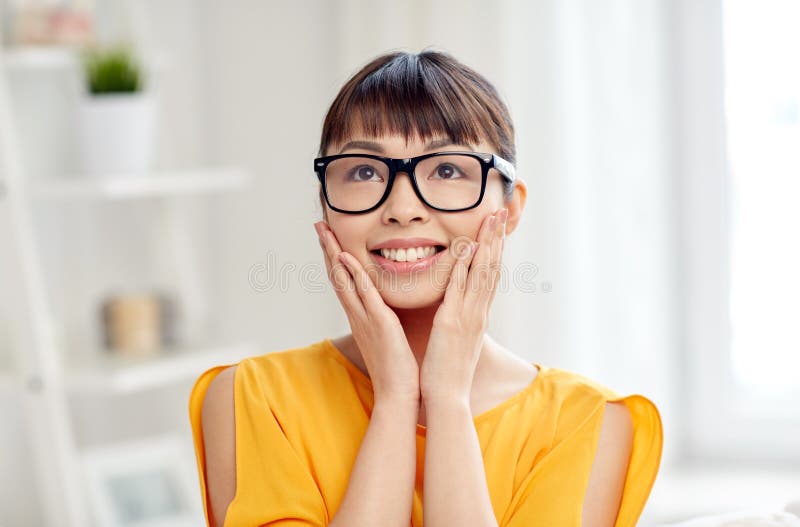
[487, 208, 508, 304]
[494, 208, 508, 250]
[466, 212, 497, 305]
[471, 211, 496, 270]
[320, 227, 351, 290]
[338, 251, 386, 316]
[443, 239, 478, 313]
[325, 233, 366, 316]
[316, 224, 335, 273]
[489, 208, 506, 281]
[316, 224, 366, 318]
[316, 225, 343, 285]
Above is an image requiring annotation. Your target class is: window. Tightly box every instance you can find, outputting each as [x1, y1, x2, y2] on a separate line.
[681, 0, 800, 462]
[724, 0, 800, 407]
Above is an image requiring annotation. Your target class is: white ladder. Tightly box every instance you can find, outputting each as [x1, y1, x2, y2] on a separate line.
[0, 43, 90, 526]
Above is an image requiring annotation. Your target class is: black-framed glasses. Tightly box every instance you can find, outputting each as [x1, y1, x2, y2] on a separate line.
[313, 151, 516, 214]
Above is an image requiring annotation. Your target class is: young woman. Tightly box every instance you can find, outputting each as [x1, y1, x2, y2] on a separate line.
[189, 50, 663, 527]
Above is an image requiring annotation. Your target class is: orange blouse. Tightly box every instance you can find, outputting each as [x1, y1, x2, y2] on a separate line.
[189, 338, 663, 526]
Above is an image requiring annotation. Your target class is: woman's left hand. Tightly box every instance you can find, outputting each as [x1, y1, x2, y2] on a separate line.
[420, 207, 509, 403]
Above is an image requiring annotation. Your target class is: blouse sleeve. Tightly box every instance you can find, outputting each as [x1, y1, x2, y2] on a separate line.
[189, 360, 329, 527]
[499, 394, 663, 527]
[608, 394, 663, 527]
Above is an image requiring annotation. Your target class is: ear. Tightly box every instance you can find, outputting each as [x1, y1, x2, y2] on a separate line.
[504, 178, 527, 237]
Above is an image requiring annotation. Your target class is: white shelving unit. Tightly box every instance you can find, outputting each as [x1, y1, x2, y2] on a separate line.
[30, 167, 250, 201]
[65, 341, 254, 395]
[2, 45, 77, 70]
[0, 43, 254, 526]
[1, 340, 255, 395]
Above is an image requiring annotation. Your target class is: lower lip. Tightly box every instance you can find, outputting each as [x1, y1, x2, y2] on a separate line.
[370, 248, 446, 274]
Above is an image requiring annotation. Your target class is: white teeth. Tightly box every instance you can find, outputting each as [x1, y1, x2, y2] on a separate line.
[378, 246, 437, 262]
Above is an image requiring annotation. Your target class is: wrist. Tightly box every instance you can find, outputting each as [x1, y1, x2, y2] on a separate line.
[421, 391, 471, 410]
[374, 391, 421, 408]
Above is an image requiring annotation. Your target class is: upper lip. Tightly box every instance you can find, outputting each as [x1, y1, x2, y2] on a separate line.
[370, 238, 446, 251]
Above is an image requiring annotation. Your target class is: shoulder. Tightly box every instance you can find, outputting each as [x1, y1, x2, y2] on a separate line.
[534, 367, 621, 434]
[544, 367, 619, 400]
[201, 365, 238, 527]
[543, 368, 634, 470]
[202, 365, 237, 420]
[582, 401, 634, 527]
[238, 341, 333, 380]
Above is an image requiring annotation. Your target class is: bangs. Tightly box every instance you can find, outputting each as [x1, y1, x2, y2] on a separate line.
[319, 51, 513, 160]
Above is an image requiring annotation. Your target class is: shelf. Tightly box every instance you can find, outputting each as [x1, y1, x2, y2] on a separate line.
[2, 45, 78, 70]
[29, 167, 250, 201]
[2, 45, 172, 73]
[65, 340, 259, 394]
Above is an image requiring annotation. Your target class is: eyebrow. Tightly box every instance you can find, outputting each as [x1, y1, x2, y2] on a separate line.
[338, 138, 476, 155]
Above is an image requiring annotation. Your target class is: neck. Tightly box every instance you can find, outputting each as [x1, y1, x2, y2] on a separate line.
[334, 303, 496, 388]
[392, 302, 440, 366]
[392, 301, 493, 372]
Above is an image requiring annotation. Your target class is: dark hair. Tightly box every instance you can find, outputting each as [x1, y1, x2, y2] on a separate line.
[317, 49, 516, 212]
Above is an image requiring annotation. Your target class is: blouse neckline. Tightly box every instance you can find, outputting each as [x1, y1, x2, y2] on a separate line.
[320, 338, 547, 435]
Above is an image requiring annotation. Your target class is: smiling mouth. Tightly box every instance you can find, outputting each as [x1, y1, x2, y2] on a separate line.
[370, 245, 447, 263]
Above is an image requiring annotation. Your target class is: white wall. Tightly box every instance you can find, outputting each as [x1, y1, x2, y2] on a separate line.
[200, 0, 346, 351]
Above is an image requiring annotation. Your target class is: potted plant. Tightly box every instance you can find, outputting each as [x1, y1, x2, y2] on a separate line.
[77, 43, 156, 176]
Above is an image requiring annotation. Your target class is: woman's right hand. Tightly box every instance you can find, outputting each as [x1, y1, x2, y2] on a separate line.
[315, 221, 420, 403]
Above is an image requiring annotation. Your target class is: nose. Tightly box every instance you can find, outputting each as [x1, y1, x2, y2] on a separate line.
[380, 171, 429, 226]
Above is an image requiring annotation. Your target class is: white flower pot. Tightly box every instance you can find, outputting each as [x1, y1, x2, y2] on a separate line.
[78, 92, 157, 176]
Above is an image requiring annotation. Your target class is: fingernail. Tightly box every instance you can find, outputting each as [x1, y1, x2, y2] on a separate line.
[314, 222, 322, 235]
[489, 215, 496, 229]
[470, 241, 478, 255]
[500, 208, 509, 222]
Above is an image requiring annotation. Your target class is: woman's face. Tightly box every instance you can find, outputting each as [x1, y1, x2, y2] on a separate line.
[323, 133, 523, 309]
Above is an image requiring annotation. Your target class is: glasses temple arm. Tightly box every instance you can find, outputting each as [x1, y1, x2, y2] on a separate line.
[492, 155, 516, 183]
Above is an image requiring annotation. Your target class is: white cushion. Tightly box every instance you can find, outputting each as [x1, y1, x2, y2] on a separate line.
[657, 509, 800, 527]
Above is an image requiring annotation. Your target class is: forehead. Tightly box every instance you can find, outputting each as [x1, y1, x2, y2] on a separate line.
[322, 98, 496, 156]
[334, 134, 487, 154]
[327, 120, 495, 155]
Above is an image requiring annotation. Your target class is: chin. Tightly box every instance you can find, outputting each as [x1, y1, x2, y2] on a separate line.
[379, 286, 445, 310]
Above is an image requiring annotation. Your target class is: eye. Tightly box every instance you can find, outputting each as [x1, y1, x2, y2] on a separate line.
[349, 164, 382, 182]
[432, 163, 462, 180]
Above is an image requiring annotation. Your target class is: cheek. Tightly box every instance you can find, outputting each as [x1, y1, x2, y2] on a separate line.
[439, 210, 486, 241]
[328, 216, 370, 255]
[484, 181, 507, 207]
[445, 199, 504, 242]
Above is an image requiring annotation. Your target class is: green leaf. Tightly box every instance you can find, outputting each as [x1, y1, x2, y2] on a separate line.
[81, 44, 143, 95]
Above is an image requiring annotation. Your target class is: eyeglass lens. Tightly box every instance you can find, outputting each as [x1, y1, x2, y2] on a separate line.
[324, 154, 483, 211]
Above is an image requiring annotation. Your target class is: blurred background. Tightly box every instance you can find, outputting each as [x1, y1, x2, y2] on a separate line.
[1, 0, 799, 526]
